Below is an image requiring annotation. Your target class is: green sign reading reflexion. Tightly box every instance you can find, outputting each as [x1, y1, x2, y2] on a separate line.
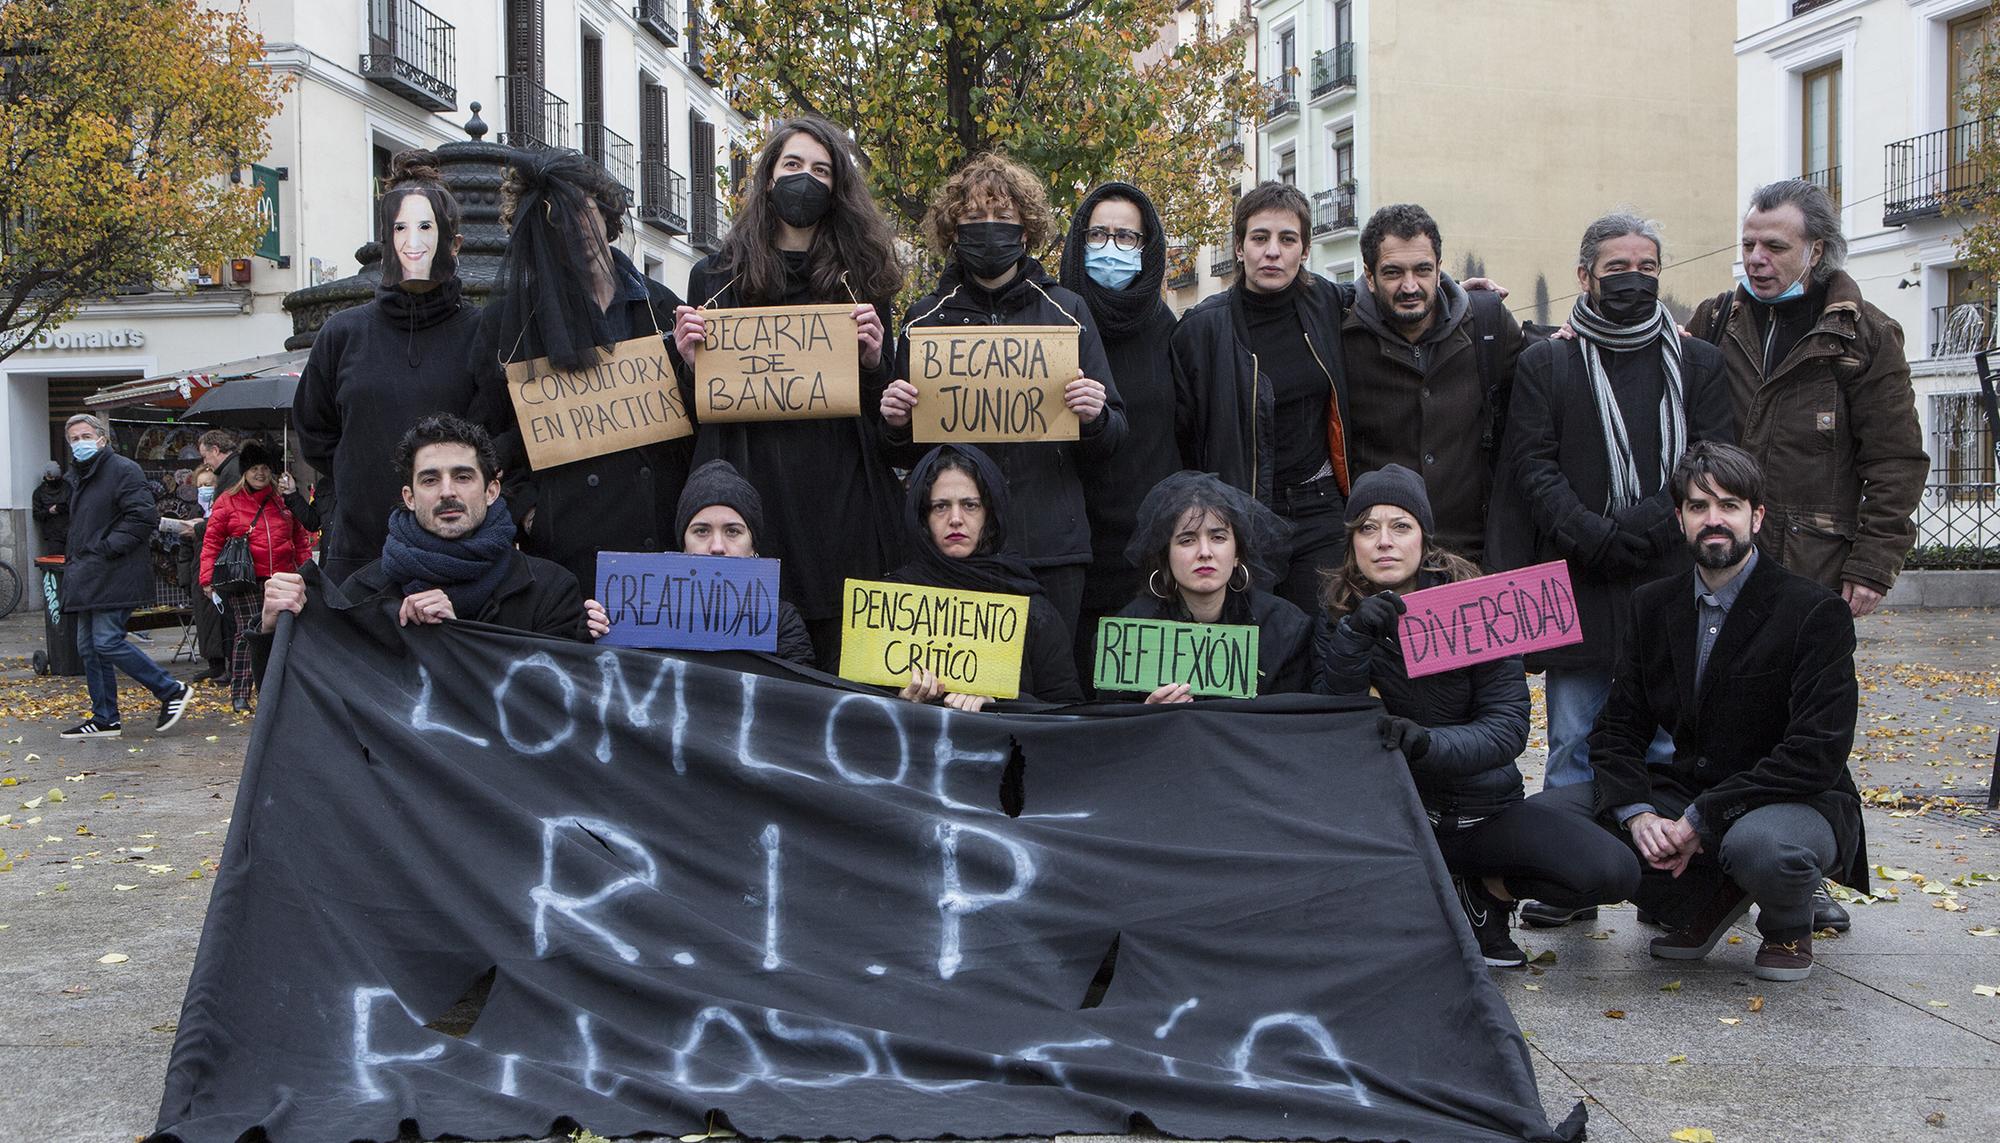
[1092, 617, 1261, 699]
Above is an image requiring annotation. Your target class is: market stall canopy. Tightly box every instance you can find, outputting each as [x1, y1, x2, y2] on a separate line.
[83, 349, 307, 412]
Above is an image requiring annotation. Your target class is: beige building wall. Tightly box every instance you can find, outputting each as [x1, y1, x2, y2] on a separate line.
[1362, 0, 1738, 323]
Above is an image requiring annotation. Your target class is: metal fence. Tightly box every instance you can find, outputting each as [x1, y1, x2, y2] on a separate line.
[1912, 392, 2000, 568]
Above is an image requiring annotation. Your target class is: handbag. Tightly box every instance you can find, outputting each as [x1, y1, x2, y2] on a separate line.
[210, 497, 270, 596]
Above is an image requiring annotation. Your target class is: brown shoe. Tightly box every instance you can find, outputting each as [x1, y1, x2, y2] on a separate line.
[1753, 934, 1814, 981]
[1649, 883, 1751, 961]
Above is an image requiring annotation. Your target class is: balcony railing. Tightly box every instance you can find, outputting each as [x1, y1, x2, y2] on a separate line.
[692, 192, 724, 252]
[1166, 244, 1197, 290]
[687, 4, 712, 81]
[581, 122, 636, 194]
[498, 75, 568, 150]
[1210, 249, 1239, 277]
[1803, 164, 1841, 209]
[1264, 75, 1298, 122]
[1790, 0, 1839, 16]
[635, 0, 680, 46]
[1312, 184, 1357, 236]
[1310, 42, 1355, 99]
[360, 0, 456, 112]
[638, 161, 689, 234]
[1930, 300, 1999, 358]
[1885, 118, 1996, 226]
[1214, 118, 1243, 163]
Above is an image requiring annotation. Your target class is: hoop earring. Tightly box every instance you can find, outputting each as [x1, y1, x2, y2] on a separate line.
[1229, 562, 1251, 592]
[1148, 570, 1172, 600]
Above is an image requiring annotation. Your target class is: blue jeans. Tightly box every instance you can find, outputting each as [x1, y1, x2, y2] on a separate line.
[75, 608, 180, 724]
[1544, 667, 1673, 789]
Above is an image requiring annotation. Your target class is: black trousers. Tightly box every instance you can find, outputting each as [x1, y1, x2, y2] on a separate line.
[1267, 473, 1347, 616]
[1031, 563, 1086, 649]
[1431, 783, 1641, 910]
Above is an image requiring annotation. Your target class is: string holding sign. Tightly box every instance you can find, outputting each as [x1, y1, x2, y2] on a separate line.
[907, 325, 1080, 444]
[838, 578, 1029, 700]
[695, 304, 862, 423]
[505, 334, 692, 470]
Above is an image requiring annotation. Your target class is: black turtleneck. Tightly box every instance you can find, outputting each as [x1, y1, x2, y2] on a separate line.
[1239, 276, 1330, 486]
[1750, 278, 1827, 380]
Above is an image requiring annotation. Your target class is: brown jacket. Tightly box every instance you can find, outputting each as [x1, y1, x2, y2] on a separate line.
[1690, 272, 1927, 593]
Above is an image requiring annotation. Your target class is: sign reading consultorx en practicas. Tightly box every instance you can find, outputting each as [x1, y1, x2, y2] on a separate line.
[505, 335, 692, 469]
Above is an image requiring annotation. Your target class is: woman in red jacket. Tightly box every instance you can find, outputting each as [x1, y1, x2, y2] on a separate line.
[200, 439, 314, 710]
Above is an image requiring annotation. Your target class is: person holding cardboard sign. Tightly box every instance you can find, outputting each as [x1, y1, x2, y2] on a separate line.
[470, 149, 692, 595]
[879, 153, 1126, 641]
[672, 460, 817, 668]
[1096, 472, 1316, 703]
[670, 118, 906, 668]
[1319, 466, 1640, 968]
[883, 445, 1083, 710]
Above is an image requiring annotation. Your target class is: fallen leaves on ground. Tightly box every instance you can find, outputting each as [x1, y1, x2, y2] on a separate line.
[1747, 996, 1765, 1013]
[96, 952, 127, 964]
[1670, 1129, 1716, 1143]
[1602, 1009, 1625, 1019]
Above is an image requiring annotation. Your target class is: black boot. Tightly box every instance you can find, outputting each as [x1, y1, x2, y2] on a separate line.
[1812, 883, 1851, 933]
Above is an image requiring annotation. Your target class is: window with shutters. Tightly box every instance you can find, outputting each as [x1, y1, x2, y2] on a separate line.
[690, 112, 719, 251]
[503, 0, 565, 149]
[637, 77, 687, 233]
[581, 30, 604, 162]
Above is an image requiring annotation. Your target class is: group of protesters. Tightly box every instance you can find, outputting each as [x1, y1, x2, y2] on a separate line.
[54, 114, 1925, 988]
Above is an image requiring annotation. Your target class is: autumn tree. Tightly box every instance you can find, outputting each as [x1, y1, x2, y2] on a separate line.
[0, 0, 284, 363]
[1949, 1, 2000, 300]
[708, 0, 1260, 267]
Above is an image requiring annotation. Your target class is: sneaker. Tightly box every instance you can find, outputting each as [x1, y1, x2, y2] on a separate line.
[1519, 901, 1598, 929]
[1650, 884, 1751, 961]
[1811, 884, 1851, 933]
[1457, 877, 1527, 967]
[59, 718, 122, 740]
[128, 630, 153, 644]
[155, 682, 195, 733]
[1753, 934, 1814, 981]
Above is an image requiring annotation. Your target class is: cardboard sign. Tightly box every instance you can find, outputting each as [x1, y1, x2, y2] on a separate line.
[1397, 560, 1583, 678]
[595, 551, 781, 652]
[1092, 617, 1261, 699]
[838, 578, 1029, 699]
[694, 304, 862, 423]
[505, 334, 692, 470]
[907, 325, 1080, 443]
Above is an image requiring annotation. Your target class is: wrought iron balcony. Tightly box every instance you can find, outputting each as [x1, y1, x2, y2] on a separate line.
[1930, 300, 1998, 359]
[1312, 184, 1357, 237]
[1214, 118, 1243, 163]
[1310, 42, 1355, 99]
[1210, 249, 1239, 277]
[359, 0, 456, 112]
[1790, 0, 1838, 16]
[498, 75, 569, 150]
[1884, 118, 1995, 226]
[692, 191, 725, 253]
[1166, 244, 1197, 290]
[1263, 75, 1298, 123]
[581, 122, 636, 194]
[1803, 164, 1841, 209]
[635, 0, 680, 46]
[638, 161, 689, 234]
[687, 4, 712, 81]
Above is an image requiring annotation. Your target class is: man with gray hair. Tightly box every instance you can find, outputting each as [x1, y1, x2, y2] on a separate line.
[1486, 212, 1736, 927]
[1690, 180, 1925, 617]
[56, 414, 195, 739]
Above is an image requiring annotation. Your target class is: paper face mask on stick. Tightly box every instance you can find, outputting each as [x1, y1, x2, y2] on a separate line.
[391, 194, 441, 283]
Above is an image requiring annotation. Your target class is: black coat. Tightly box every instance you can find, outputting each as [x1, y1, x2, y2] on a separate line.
[1080, 300, 1180, 613]
[61, 451, 159, 612]
[884, 260, 1127, 570]
[684, 256, 904, 623]
[32, 477, 69, 554]
[880, 566, 1085, 704]
[1590, 554, 1866, 889]
[1485, 334, 1734, 671]
[294, 282, 482, 578]
[772, 600, 816, 668]
[471, 252, 691, 593]
[1171, 272, 1354, 505]
[1315, 579, 1531, 818]
[1105, 588, 1317, 698]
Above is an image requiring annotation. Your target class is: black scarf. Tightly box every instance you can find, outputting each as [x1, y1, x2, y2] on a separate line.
[377, 496, 517, 619]
[1058, 181, 1168, 341]
[375, 277, 465, 369]
[1126, 585, 1254, 627]
[889, 445, 1044, 599]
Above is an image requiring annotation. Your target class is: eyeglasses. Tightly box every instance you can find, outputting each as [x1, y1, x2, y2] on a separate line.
[1083, 227, 1145, 252]
[928, 498, 984, 517]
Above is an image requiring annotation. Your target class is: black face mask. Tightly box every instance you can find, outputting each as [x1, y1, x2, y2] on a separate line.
[770, 172, 832, 229]
[1593, 270, 1659, 326]
[955, 221, 1026, 279]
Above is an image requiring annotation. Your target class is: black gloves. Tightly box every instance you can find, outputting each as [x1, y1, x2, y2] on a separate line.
[1345, 590, 1407, 640]
[1378, 714, 1431, 761]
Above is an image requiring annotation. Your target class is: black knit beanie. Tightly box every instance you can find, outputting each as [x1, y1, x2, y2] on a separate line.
[1343, 463, 1435, 535]
[674, 459, 765, 545]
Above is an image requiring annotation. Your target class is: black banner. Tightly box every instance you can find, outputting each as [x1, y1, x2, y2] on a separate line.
[151, 601, 1582, 1143]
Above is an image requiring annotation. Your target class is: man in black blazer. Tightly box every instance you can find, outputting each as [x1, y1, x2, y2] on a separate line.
[1591, 441, 1865, 982]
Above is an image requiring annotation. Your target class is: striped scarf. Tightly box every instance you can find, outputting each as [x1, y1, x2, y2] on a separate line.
[1568, 295, 1686, 511]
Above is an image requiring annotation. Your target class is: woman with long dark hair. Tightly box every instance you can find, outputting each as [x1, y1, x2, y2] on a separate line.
[1319, 465, 1639, 967]
[471, 148, 689, 592]
[670, 117, 905, 666]
[295, 149, 480, 585]
[1101, 471, 1316, 702]
[885, 445, 1084, 710]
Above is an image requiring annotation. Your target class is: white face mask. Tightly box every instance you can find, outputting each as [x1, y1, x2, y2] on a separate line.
[197, 485, 216, 511]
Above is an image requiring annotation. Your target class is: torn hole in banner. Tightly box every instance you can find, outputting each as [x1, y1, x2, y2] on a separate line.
[1000, 736, 1026, 818]
[1080, 932, 1121, 1009]
[422, 966, 496, 1038]
[679, 1108, 740, 1141]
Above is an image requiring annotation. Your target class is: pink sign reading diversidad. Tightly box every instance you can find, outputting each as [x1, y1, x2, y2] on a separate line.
[1397, 560, 1584, 679]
